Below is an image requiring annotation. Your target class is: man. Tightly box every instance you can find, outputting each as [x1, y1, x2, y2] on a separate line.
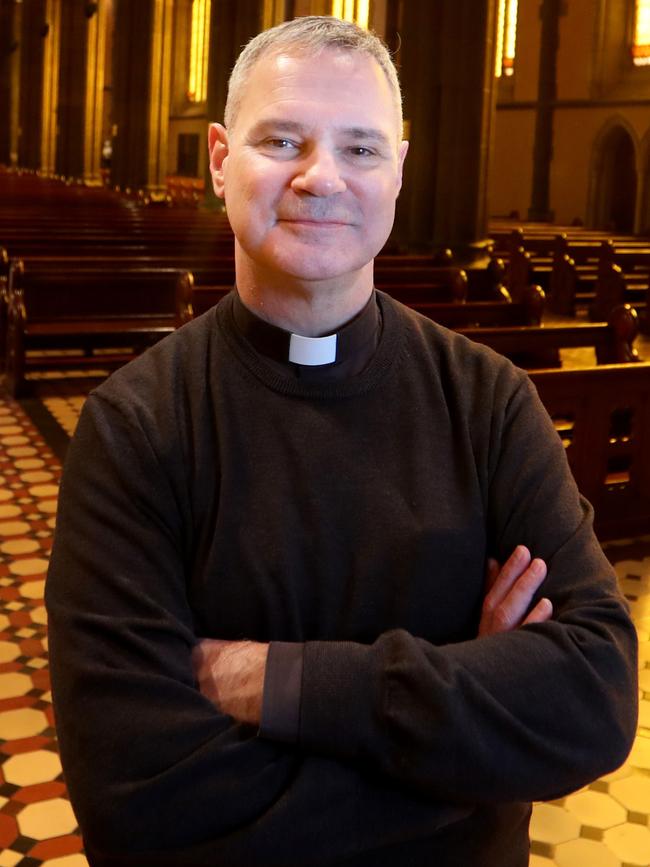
[46, 16, 637, 867]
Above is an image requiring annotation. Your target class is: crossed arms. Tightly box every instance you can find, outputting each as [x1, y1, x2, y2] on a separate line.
[193, 545, 553, 727]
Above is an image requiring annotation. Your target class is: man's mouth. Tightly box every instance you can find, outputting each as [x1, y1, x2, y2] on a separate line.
[278, 218, 351, 227]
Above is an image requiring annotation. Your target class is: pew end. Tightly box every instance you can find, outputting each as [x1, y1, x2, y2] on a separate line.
[530, 363, 650, 539]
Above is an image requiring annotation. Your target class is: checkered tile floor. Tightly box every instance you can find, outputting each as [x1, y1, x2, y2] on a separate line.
[0, 384, 648, 867]
[0, 397, 84, 866]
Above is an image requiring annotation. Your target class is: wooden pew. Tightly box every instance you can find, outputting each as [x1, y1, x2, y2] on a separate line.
[0, 255, 477, 325]
[549, 239, 650, 317]
[501, 228, 581, 295]
[588, 262, 648, 325]
[187, 284, 543, 331]
[590, 244, 650, 322]
[530, 363, 650, 539]
[3, 263, 193, 398]
[457, 304, 639, 369]
[549, 253, 594, 315]
[413, 284, 544, 329]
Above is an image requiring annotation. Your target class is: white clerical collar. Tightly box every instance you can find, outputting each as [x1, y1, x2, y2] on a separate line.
[231, 289, 380, 378]
[288, 332, 338, 366]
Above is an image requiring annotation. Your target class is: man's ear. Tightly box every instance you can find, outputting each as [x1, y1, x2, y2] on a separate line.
[208, 123, 229, 199]
[395, 139, 409, 195]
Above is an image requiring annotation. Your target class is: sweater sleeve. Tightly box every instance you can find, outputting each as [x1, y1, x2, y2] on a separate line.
[45, 392, 470, 866]
[292, 370, 638, 804]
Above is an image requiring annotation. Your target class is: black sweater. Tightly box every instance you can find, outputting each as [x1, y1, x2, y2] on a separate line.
[45, 291, 638, 866]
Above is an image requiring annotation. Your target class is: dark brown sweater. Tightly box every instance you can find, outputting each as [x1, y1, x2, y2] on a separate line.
[46, 291, 637, 866]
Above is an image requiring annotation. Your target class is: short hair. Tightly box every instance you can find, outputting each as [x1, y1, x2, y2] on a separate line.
[224, 15, 403, 138]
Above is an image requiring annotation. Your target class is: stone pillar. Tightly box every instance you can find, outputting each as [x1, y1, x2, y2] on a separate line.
[111, 0, 173, 198]
[146, 0, 174, 199]
[55, 0, 108, 184]
[203, 0, 263, 209]
[111, 0, 151, 190]
[527, 0, 563, 222]
[40, 0, 61, 176]
[18, 0, 47, 169]
[392, 0, 498, 264]
[0, 0, 18, 166]
[83, 0, 109, 185]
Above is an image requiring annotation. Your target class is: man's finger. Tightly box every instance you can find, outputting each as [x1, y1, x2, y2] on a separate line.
[498, 557, 548, 625]
[522, 597, 553, 626]
[482, 545, 531, 613]
[479, 553, 549, 636]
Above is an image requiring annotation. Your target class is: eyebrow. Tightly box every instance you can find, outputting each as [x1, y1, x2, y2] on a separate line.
[250, 119, 392, 147]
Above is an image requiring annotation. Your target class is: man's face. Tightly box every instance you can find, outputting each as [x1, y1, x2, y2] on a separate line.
[209, 48, 408, 287]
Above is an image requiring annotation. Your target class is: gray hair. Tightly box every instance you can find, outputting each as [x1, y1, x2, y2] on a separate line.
[224, 15, 403, 138]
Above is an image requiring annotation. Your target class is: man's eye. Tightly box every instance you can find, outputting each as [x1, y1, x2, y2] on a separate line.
[349, 146, 375, 157]
[267, 139, 296, 150]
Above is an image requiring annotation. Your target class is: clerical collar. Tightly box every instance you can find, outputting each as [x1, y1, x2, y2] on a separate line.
[232, 290, 381, 381]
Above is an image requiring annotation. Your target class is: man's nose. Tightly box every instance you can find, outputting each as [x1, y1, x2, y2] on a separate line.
[291, 148, 347, 196]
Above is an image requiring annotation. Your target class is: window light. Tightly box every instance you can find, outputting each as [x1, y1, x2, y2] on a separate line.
[331, 0, 370, 30]
[633, 0, 650, 65]
[188, 0, 211, 102]
[495, 0, 518, 77]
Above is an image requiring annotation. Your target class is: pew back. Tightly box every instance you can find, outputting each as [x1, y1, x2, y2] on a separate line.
[530, 363, 650, 538]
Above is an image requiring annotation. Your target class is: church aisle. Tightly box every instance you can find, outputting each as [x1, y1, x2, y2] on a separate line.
[0, 390, 647, 867]
[0, 398, 86, 866]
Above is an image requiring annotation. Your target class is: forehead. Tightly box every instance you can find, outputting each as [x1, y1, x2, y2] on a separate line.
[234, 48, 397, 137]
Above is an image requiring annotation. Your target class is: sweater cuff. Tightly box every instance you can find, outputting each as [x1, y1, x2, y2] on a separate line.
[259, 641, 303, 743]
[298, 639, 376, 758]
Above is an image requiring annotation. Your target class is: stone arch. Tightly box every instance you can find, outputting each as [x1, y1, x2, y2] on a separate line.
[587, 117, 639, 233]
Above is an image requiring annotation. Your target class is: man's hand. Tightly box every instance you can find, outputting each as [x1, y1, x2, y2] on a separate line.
[191, 639, 268, 725]
[479, 545, 553, 636]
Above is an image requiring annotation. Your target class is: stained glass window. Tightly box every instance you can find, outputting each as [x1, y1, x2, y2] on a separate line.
[188, 0, 211, 102]
[495, 0, 518, 77]
[331, 0, 370, 30]
[633, 0, 650, 65]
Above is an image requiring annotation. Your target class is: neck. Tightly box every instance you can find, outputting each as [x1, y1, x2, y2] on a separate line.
[234, 244, 374, 336]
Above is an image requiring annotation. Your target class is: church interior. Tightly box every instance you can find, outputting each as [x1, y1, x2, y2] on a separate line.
[0, 0, 650, 864]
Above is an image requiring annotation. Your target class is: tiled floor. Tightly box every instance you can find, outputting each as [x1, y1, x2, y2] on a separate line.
[0, 396, 85, 866]
[0, 382, 648, 867]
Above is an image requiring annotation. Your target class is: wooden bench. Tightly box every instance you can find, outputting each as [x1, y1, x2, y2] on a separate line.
[3, 262, 193, 398]
[549, 239, 650, 317]
[0, 256, 479, 322]
[590, 245, 650, 322]
[457, 303, 640, 369]
[412, 284, 544, 329]
[188, 284, 543, 328]
[503, 229, 647, 306]
[530, 363, 650, 539]
[186, 284, 544, 330]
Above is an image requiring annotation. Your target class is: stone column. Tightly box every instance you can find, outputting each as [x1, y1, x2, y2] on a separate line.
[392, 0, 498, 264]
[527, 0, 563, 222]
[203, 0, 263, 209]
[55, 0, 108, 184]
[146, 0, 174, 199]
[111, 0, 173, 198]
[55, 5, 85, 180]
[17, 0, 47, 169]
[55, 2, 87, 180]
[40, 0, 61, 176]
[0, 0, 19, 166]
[84, 0, 108, 185]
